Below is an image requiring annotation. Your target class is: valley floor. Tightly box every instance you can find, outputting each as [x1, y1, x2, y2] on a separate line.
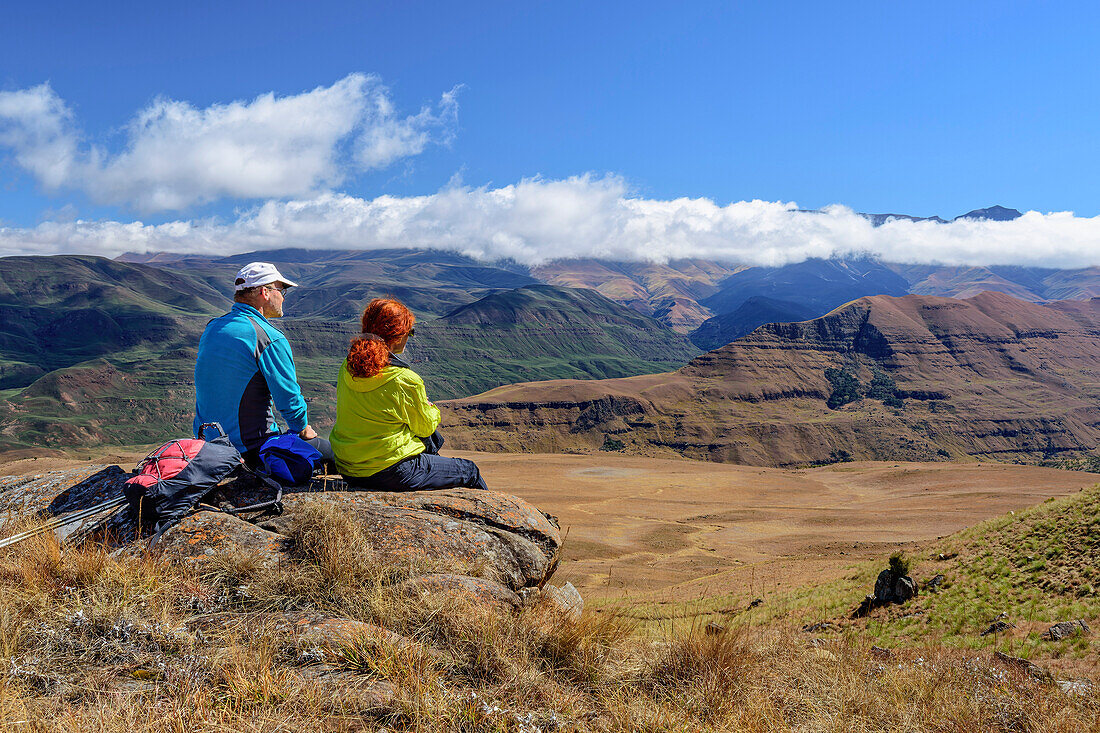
[468, 454, 1099, 601]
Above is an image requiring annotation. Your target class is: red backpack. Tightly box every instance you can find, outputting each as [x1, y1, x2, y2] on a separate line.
[123, 423, 281, 540]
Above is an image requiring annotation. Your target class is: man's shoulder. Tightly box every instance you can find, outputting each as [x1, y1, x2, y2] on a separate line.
[209, 306, 287, 339]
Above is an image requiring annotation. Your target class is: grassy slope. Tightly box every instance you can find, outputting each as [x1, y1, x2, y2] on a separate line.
[628, 483, 1100, 667]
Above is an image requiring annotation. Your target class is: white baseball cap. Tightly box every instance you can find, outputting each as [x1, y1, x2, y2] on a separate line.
[234, 262, 298, 291]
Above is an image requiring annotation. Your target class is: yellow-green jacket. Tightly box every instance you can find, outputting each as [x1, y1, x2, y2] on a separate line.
[330, 358, 441, 478]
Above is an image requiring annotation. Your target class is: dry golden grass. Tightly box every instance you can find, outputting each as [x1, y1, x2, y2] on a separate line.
[0, 505, 1096, 732]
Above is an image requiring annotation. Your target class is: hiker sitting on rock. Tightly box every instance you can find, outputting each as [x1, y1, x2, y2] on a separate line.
[330, 298, 488, 491]
[194, 262, 334, 467]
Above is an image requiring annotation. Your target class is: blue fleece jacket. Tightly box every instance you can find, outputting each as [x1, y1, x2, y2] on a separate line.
[193, 303, 308, 452]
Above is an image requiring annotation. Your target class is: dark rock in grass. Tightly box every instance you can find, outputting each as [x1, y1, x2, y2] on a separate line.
[852, 564, 918, 618]
[704, 621, 726, 636]
[870, 645, 892, 659]
[748, 598, 763, 608]
[923, 574, 945, 593]
[980, 619, 1016, 636]
[1043, 619, 1091, 641]
[802, 621, 836, 633]
[874, 569, 918, 604]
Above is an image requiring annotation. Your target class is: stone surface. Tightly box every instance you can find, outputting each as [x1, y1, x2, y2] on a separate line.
[187, 611, 446, 665]
[980, 620, 1015, 636]
[146, 510, 286, 566]
[402, 573, 522, 609]
[923, 574, 945, 593]
[0, 465, 129, 543]
[853, 567, 918, 617]
[873, 569, 918, 604]
[258, 488, 561, 590]
[993, 651, 1053, 682]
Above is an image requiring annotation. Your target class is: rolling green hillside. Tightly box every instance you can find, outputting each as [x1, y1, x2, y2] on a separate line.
[0, 255, 699, 452]
[0, 256, 225, 390]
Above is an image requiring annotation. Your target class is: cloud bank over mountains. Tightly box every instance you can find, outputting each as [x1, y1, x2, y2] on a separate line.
[2, 175, 1099, 268]
[0, 74, 459, 212]
[0, 76, 1098, 269]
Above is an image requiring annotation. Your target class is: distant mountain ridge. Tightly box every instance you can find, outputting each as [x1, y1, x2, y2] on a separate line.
[955, 205, 1023, 221]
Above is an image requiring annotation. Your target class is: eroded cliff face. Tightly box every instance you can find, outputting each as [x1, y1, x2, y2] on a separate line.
[439, 292, 1100, 466]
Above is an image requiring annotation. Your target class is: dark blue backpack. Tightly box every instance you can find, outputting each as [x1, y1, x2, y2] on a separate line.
[258, 434, 323, 486]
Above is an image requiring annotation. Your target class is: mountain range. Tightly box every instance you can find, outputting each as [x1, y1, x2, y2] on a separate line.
[4, 212, 1100, 460]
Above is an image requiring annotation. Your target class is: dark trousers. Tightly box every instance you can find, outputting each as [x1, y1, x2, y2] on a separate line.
[344, 430, 488, 492]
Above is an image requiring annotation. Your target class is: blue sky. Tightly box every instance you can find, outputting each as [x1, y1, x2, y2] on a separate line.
[2, 1, 1099, 265]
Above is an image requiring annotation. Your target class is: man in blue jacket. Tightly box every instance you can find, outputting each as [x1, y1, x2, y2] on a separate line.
[194, 262, 333, 466]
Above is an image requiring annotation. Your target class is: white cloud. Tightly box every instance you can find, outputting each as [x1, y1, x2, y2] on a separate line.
[2, 175, 1100, 269]
[0, 75, 459, 212]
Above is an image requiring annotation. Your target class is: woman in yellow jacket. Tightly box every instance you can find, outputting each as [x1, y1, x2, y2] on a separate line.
[330, 298, 488, 491]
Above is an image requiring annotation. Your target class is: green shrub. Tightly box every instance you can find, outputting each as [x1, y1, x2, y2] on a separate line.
[600, 435, 625, 452]
[824, 367, 862, 409]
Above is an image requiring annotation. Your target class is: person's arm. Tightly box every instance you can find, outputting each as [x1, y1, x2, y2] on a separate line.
[257, 335, 309, 433]
[399, 373, 441, 438]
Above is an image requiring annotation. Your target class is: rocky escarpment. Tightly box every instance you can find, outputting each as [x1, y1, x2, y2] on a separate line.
[440, 292, 1100, 466]
[0, 465, 571, 610]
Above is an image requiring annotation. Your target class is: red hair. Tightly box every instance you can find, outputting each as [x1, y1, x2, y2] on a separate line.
[346, 298, 415, 378]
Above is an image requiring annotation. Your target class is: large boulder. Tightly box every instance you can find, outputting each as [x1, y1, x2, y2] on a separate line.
[0, 465, 564, 597]
[1043, 619, 1091, 641]
[256, 490, 559, 589]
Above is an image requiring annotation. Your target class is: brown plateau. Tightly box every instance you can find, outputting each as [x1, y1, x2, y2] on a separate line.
[440, 291, 1100, 466]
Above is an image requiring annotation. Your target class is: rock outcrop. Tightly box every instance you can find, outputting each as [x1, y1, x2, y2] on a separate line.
[1044, 619, 1091, 641]
[441, 292, 1100, 466]
[0, 466, 566, 605]
[851, 558, 919, 618]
